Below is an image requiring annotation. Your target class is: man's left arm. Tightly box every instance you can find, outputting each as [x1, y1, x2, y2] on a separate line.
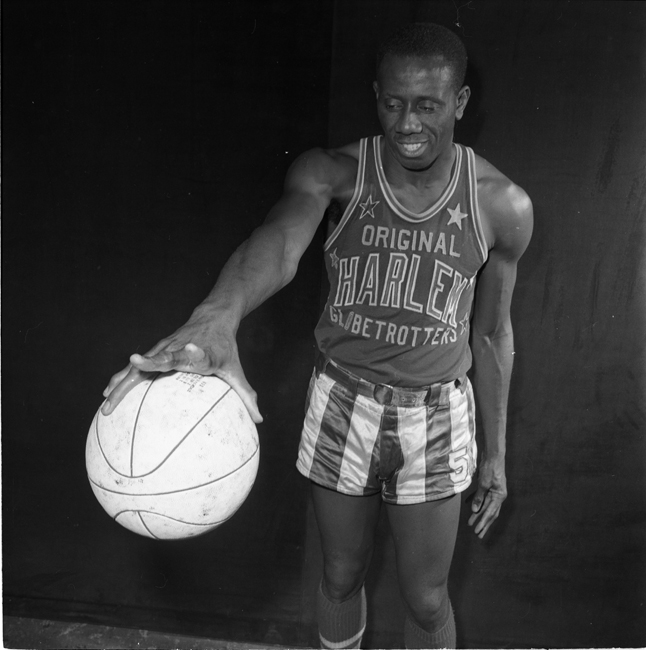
[468, 180, 533, 539]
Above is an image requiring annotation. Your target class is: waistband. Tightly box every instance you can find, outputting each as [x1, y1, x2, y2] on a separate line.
[315, 355, 465, 408]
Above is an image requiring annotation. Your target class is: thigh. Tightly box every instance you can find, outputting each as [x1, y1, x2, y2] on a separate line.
[311, 482, 382, 599]
[386, 494, 461, 599]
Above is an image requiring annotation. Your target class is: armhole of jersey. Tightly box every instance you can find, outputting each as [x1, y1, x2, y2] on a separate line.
[466, 146, 489, 264]
[324, 138, 367, 251]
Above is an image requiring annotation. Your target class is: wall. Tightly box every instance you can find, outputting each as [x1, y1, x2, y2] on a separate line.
[326, 1, 646, 647]
[3, 1, 332, 646]
[3, 1, 645, 649]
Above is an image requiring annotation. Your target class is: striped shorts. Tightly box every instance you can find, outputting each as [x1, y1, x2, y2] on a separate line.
[296, 358, 477, 505]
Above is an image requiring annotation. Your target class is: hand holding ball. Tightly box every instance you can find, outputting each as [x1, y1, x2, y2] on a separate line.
[86, 372, 259, 540]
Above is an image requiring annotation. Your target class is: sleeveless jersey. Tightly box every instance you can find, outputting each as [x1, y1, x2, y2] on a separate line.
[314, 136, 488, 387]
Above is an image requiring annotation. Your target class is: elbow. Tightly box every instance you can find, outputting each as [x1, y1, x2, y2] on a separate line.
[280, 237, 303, 287]
[475, 318, 512, 341]
[281, 258, 299, 286]
[472, 318, 514, 354]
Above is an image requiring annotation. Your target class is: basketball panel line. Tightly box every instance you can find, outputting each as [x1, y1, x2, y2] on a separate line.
[115, 509, 237, 528]
[137, 511, 159, 539]
[94, 413, 134, 479]
[89, 444, 259, 496]
[129, 385, 234, 478]
[131, 375, 159, 477]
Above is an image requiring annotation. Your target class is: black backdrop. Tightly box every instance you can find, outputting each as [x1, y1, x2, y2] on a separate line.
[3, 1, 645, 648]
[3, 1, 333, 646]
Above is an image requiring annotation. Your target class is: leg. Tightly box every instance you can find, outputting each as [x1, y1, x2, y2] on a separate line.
[312, 483, 382, 649]
[312, 482, 382, 600]
[386, 494, 461, 648]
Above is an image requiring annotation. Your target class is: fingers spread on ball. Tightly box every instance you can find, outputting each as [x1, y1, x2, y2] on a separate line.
[217, 371, 263, 424]
[103, 365, 131, 397]
[131, 344, 210, 374]
[102, 366, 153, 415]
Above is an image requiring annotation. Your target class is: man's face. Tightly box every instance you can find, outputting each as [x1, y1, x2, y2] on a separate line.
[374, 55, 470, 172]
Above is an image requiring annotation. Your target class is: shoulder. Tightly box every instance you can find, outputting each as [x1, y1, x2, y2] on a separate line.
[284, 142, 361, 204]
[473, 153, 534, 261]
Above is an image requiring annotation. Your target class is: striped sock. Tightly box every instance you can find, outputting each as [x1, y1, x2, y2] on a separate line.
[317, 582, 367, 649]
[404, 606, 456, 649]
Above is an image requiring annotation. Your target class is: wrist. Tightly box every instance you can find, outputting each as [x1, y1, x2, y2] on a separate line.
[190, 302, 240, 335]
[482, 449, 506, 462]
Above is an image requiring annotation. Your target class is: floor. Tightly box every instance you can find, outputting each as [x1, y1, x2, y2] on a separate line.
[2, 616, 292, 650]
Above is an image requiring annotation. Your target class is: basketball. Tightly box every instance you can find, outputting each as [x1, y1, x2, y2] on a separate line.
[86, 371, 259, 540]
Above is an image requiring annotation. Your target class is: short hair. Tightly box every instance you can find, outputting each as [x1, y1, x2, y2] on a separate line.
[376, 23, 468, 92]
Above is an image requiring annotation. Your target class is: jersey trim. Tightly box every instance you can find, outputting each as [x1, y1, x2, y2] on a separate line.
[374, 136, 462, 223]
[324, 138, 367, 251]
[465, 147, 489, 264]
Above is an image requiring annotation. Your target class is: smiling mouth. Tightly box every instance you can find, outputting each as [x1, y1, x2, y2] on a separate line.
[397, 141, 427, 156]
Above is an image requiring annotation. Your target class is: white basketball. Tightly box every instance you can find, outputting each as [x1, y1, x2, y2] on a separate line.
[86, 372, 259, 540]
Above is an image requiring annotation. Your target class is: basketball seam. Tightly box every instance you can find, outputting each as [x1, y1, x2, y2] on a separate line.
[137, 511, 159, 539]
[131, 376, 159, 477]
[130, 385, 234, 478]
[114, 509, 237, 528]
[95, 379, 238, 479]
[88, 443, 259, 495]
[95, 413, 130, 478]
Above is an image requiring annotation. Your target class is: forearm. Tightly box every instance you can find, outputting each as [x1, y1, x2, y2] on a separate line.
[190, 224, 296, 331]
[471, 323, 514, 458]
[184, 149, 337, 332]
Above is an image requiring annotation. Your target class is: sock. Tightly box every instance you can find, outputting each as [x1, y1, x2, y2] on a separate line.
[404, 605, 456, 649]
[316, 581, 367, 649]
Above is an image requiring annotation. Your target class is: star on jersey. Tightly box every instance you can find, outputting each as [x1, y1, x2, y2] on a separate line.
[359, 194, 380, 219]
[329, 248, 340, 269]
[459, 312, 470, 335]
[447, 203, 468, 230]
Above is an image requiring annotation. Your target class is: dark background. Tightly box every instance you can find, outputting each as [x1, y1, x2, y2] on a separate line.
[3, 1, 645, 648]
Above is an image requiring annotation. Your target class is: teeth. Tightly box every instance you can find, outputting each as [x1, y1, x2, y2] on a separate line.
[402, 143, 423, 153]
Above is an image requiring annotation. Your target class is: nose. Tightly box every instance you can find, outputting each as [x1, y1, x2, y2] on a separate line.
[398, 107, 422, 134]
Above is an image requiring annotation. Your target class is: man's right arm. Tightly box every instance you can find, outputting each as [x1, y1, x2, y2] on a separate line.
[102, 147, 354, 420]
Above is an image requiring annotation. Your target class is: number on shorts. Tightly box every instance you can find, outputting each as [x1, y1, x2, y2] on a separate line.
[448, 449, 468, 484]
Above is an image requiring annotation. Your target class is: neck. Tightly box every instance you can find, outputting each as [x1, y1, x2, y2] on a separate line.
[380, 139, 456, 191]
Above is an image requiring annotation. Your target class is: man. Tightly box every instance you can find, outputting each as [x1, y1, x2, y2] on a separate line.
[103, 23, 532, 649]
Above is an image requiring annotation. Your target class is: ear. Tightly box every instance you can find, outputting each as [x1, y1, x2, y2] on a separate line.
[373, 80, 380, 99]
[455, 85, 471, 120]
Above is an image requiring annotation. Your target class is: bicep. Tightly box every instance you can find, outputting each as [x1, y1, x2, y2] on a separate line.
[472, 252, 518, 338]
[259, 149, 337, 268]
[474, 191, 533, 337]
[262, 191, 328, 266]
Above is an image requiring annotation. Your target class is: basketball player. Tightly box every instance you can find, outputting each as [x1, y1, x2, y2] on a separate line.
[103, 23, 532, 649]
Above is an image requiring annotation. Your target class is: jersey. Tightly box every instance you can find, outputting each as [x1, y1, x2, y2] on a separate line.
[314, 136, 489, 387]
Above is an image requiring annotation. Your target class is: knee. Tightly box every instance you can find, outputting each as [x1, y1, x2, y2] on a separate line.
[404, 584, 450, 631]
[322, 555, 370, 603]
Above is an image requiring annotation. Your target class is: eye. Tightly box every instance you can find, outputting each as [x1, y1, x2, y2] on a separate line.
[418, 103, 436, 113]
[384, 100, 402, 111]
